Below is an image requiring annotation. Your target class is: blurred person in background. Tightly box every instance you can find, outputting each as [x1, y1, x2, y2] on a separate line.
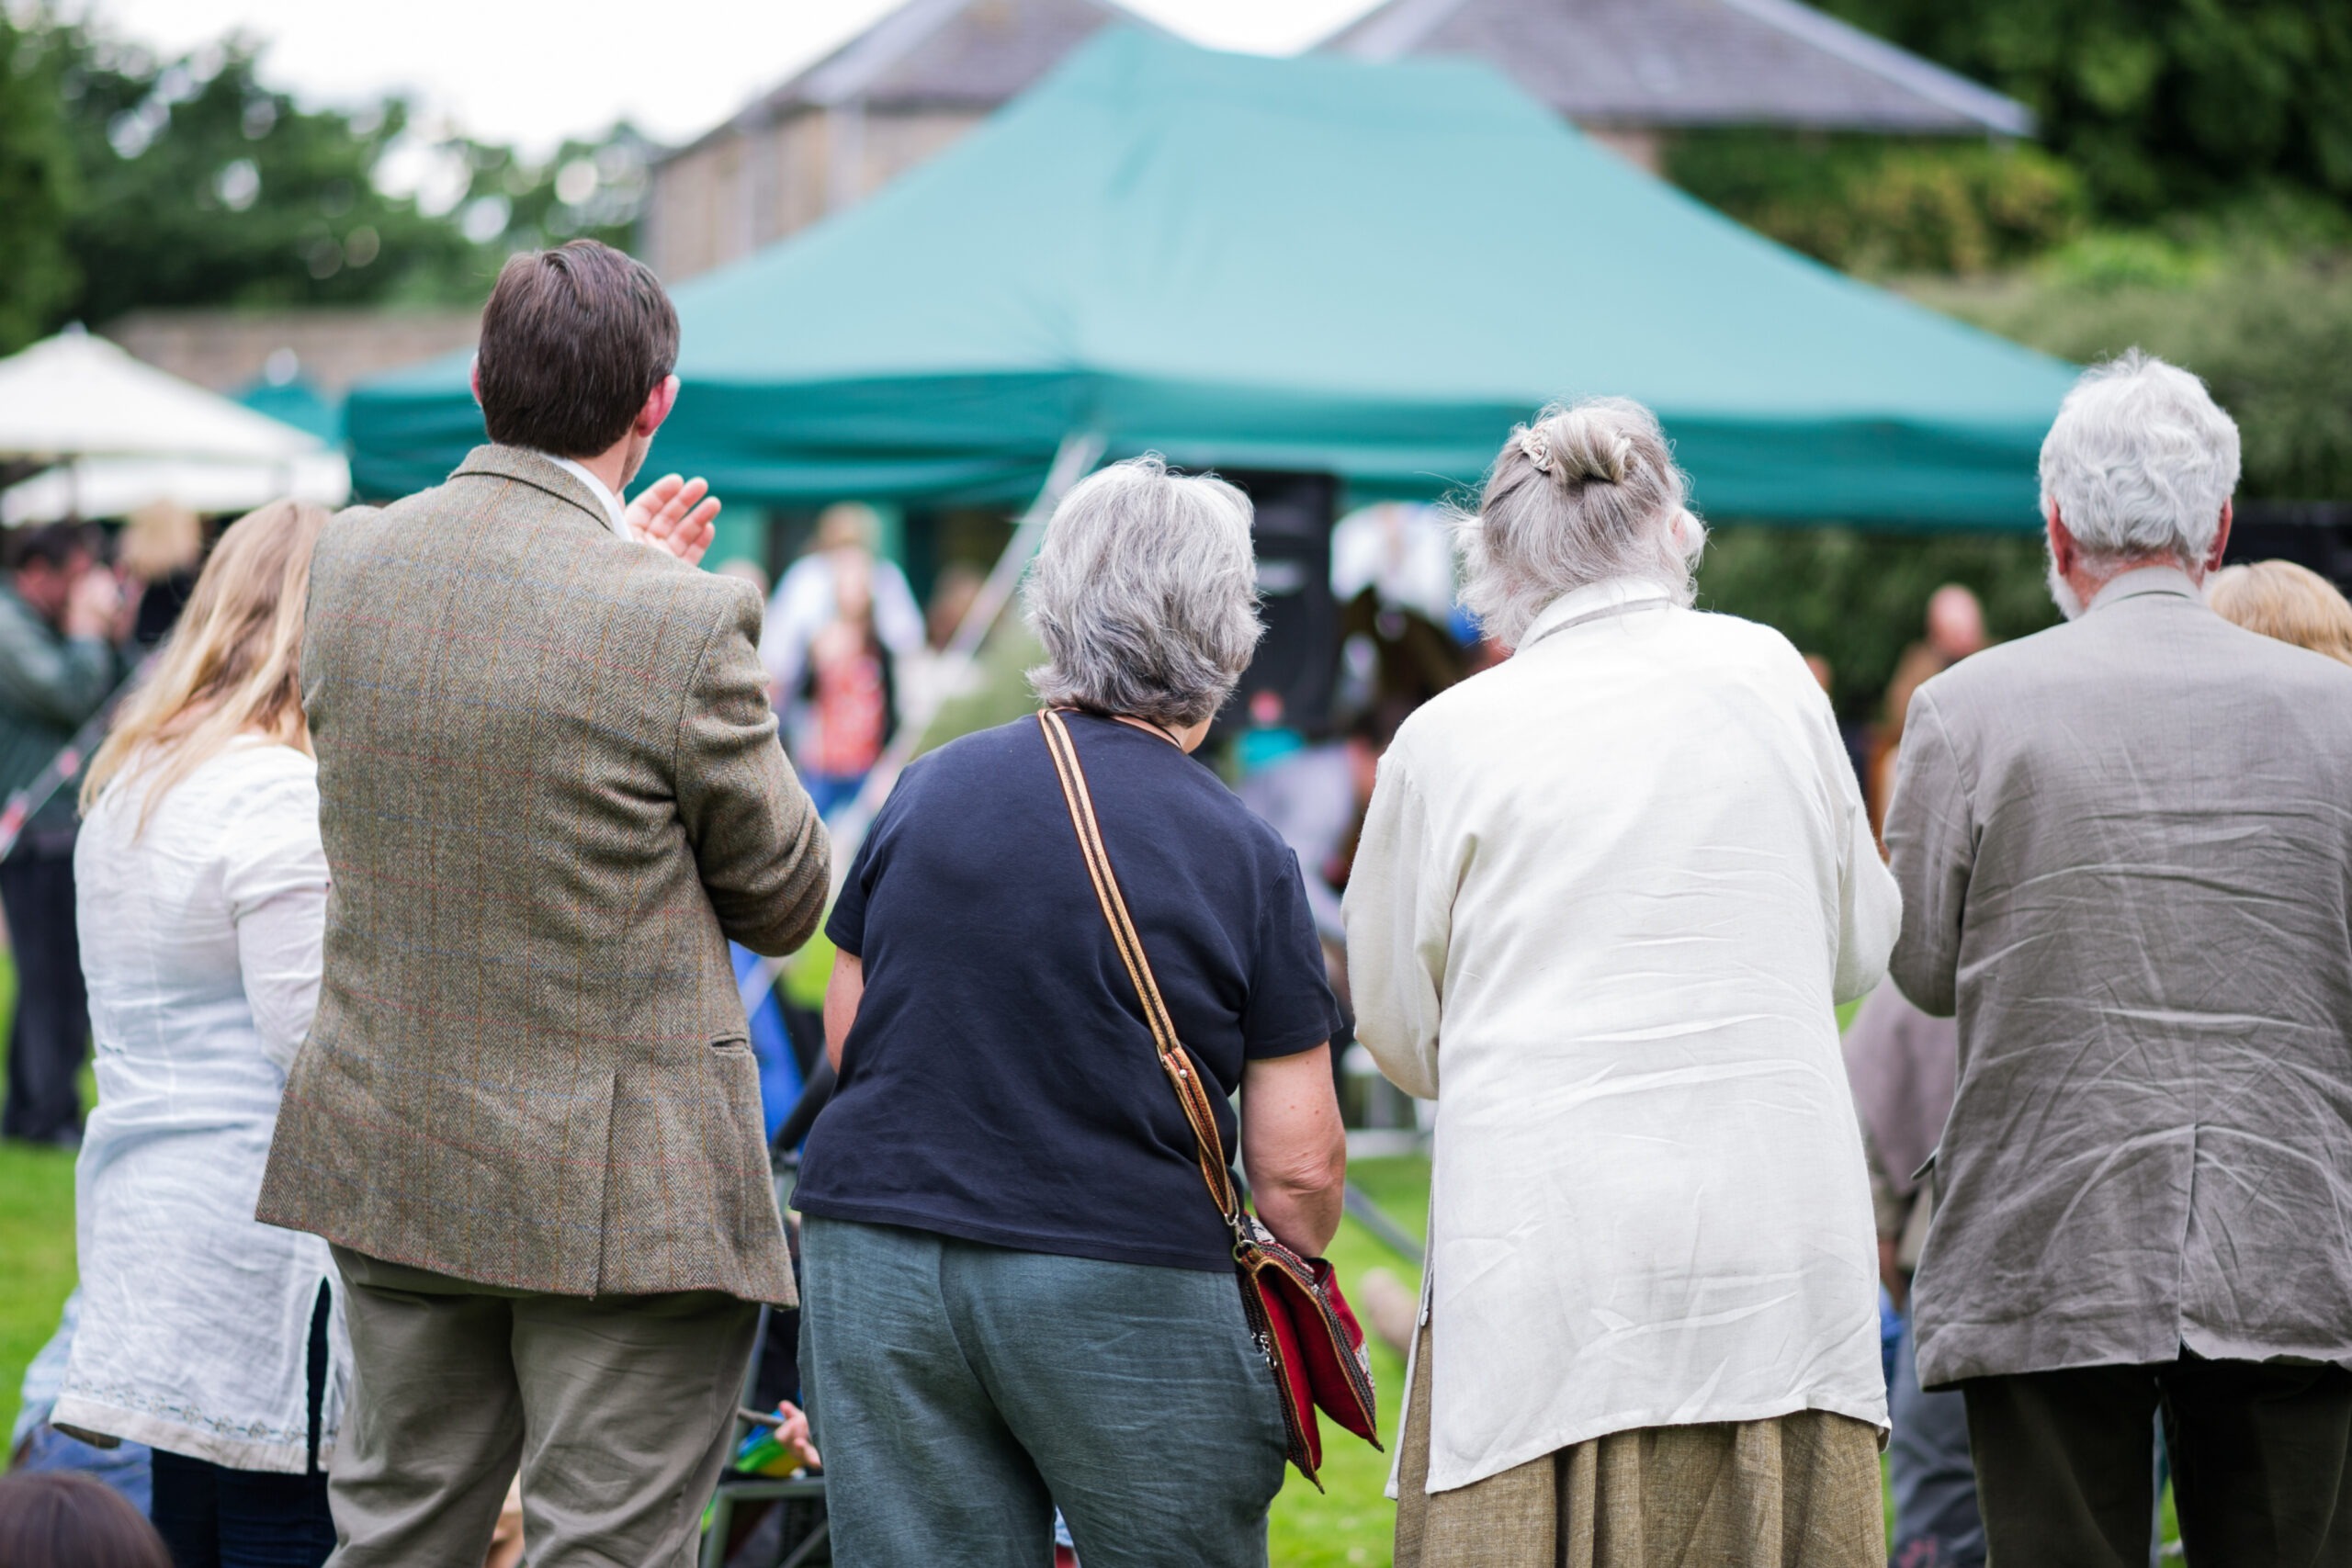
[712, 557, 770, 600]
[0, 522, 129, 1148]
[924, 561, 985, 651]
[1842, 985, 1981, 1568]
[119, 501, 204, 649]
[1350, 400, 1896, 1567]
[796, 456, 1348, 1568]
[1886, 353, 2352, 1565]
[53, 501, 345, 1567]
[788, 547, 898, 818]
[10, 1291, 153, 1512]
[761, 502, 923, 711]
[2208, 558, 2352, 666]
[1869, 582, 1986, 839]
[0, 1472, 172, 1568]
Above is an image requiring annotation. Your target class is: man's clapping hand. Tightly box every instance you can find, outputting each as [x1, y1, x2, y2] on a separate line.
[626, 474, 721, 566]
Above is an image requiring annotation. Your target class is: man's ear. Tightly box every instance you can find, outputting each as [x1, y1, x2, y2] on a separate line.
[634, 374, 681, 439]
[2044, 506, 2077, 577]
[2204, 499, 2234, 575]
[469, 357, 483, 407]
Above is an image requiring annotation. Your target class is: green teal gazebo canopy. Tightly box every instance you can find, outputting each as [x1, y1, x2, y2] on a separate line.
[347, 29, 2075, 529]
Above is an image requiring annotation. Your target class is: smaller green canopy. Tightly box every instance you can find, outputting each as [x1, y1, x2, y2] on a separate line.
[348, 29, 2076, 529]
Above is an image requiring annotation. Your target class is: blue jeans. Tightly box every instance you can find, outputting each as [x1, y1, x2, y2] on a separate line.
[799, 1216, 1287, 1568]
[149, 1453, 335, 1568]
[147, 1280, 335, 1568]
[1890, 1310, 1985, 1568]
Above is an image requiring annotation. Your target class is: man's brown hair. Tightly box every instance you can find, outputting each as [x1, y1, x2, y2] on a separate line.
[475, 240, 679, 457]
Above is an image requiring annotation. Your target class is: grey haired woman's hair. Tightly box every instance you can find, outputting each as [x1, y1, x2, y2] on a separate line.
[1024, 455, 1264, 728]
[1453, 396, 1705, 648]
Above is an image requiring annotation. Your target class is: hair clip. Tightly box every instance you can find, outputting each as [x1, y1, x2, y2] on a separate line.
[1519, 427, 1555, 475]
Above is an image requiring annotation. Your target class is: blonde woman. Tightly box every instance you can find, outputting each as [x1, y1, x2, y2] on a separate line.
[2208, 558, 2352, 666]
[49, 500, 347, 1565]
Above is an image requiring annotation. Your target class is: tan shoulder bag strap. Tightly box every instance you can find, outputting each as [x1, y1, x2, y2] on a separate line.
[1037, 709, 1241, 1227]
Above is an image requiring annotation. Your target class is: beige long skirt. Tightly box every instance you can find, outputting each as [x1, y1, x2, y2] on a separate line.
[1394, 1322, 1885, 1568]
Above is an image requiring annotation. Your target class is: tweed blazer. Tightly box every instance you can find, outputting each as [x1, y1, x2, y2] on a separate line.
[256, 446, 829, 1302]
[1887, 567, 2352, 1388]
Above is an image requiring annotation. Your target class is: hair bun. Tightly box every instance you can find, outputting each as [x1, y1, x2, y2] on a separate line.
[1545, 409, 1632, 485]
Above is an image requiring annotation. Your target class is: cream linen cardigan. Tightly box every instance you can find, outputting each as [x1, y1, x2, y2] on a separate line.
[1345, 579, 1898, 1495]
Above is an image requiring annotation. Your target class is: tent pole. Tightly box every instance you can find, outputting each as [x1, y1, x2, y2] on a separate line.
[739, 431, 1105, 1016]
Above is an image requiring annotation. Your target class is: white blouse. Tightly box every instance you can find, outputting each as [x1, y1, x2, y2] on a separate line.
[1346, 579, 1899, 1495]
[54, 739, 346, 1472]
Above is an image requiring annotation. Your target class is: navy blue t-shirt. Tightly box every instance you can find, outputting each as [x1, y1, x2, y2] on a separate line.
[794, 713, 1344, 1272]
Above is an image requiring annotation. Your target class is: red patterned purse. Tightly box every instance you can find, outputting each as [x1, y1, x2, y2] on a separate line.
[1038, 709, 1381, 1487]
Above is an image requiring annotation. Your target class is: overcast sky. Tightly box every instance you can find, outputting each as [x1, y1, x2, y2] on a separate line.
[89, 0, 1382, 152]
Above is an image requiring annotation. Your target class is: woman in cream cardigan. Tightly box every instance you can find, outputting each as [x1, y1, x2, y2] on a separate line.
[1346, 399, 1900, 1567]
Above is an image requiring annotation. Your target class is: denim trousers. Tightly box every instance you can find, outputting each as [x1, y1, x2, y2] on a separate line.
[1888, 1311, 1985, 1568]
[0, 850, 90, 1144]
[148, 1284, 336, 1568]
[150, 1453, 336, 1568]
[798, 1216, 1288, 1568]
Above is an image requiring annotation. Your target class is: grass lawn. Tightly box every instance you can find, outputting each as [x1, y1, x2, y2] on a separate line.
[1265, 1156, 1429, 1568]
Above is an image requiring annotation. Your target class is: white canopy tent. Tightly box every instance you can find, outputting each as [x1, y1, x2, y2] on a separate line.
[0, 325, 344, 522]
[1, 452, 351, 525]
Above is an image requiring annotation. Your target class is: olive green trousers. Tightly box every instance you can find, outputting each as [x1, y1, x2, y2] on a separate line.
[1395, 1319, 1886, 1568]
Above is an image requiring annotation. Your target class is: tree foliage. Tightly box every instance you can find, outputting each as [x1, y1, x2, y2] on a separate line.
[0, 17, 77, 349]
[1696, 527, 2059, 720]
[1668, 132, 2086, 275]
[1906, 249, 2352, 502]
[53, 31, 478, 325]
[0, 7, 655, 354]
[1816, 0, 2352, 218]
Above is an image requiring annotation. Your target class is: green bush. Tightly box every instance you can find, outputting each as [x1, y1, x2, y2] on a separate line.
[1668, 131, 2086, 275]
[1695, 526, 2060, 720]
[1905, 248, 2352, 501]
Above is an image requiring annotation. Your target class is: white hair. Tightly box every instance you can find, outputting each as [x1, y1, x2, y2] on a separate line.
[1025, 455, 1264, 727]
[2039, 350, 2241, 569]
[1453, 397, 1705, 648]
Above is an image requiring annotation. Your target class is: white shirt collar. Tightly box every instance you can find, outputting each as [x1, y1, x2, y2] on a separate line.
[539, 453, 628, 537]
[1517, 577, 1676, 651]
[2087, 563, 2201, 614]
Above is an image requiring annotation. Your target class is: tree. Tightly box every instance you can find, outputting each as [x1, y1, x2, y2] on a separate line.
[0, 14, 78, 353]
[53, 30, 483, 324]
[0, 7, 661, 344]
[1817, 0, 2352, 218]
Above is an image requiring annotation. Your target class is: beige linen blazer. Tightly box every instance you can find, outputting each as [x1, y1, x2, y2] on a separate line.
[1888, 567, 2352, 1387]
[256, 446, 829, 1302]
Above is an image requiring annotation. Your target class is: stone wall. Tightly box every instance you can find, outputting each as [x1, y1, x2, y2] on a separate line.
[104, 308, 480, 395]
[644, 106, 985, 283]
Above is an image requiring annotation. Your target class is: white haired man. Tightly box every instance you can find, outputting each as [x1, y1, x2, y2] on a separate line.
[1886, 351, 2352, 1565]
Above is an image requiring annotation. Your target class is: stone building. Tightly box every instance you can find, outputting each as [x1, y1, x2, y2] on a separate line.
[642, 0, 2030, 284]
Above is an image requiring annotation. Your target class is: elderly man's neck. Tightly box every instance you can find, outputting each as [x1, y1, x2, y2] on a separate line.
[2052, 550, 2199, 621]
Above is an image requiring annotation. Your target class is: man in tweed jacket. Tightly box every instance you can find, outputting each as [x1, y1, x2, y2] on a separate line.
[257, 241, 829, 1567]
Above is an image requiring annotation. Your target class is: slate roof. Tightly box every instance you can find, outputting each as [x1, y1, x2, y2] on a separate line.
[1325, 0, 2031, 134]
[680, 0, 1155, 153]
[670, 0, 2029, 164]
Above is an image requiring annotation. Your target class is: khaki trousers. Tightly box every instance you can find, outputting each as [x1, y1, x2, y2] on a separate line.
[324, 1247, 760, 1568]
[1395, 1319, 1885, 1568]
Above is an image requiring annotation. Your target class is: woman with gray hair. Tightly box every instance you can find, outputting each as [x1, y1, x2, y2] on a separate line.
[795, 456, 1350, 1567]
[1348, 399, 1901, 1566]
